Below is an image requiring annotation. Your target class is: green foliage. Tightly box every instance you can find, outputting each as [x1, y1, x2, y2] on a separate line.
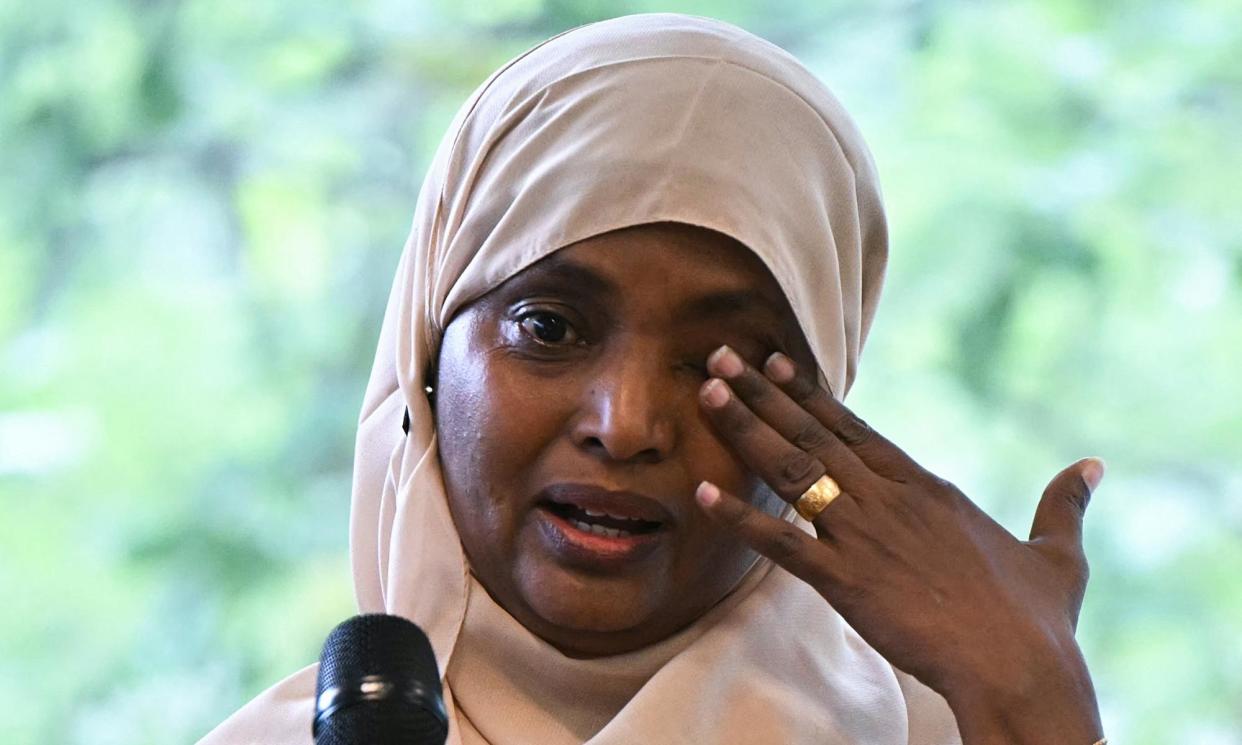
[2, 1, 1238, 743]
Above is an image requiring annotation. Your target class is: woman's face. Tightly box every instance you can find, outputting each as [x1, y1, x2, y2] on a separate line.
[434, 222, 817, 657]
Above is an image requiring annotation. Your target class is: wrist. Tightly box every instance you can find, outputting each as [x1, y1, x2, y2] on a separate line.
[940, 627, 1104, 745]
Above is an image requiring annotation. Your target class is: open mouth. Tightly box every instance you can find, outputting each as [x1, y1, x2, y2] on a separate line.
[541, 501, 663, 538]
[532, 483, 672, 566]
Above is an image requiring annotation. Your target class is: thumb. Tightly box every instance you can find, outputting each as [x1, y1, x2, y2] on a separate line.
[1028, 456, 1106, 551]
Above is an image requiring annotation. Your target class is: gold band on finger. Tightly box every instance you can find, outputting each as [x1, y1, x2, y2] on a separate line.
[794, 474, 841, 521]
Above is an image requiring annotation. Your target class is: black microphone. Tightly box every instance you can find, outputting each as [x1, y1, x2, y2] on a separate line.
[313, 614, 449, 744]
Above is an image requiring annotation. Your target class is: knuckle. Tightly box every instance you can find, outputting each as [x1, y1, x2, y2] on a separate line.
[720, 501, 750, 531]
[1041, 537, 1088, 579]
[1062, 539, 1089, 572]
[834, 413, 873, 446]
[765, 526, 806, 563]
[718, 402, 756, 434]
[1062, 550, 1090, 607]
[720, 496, 745, 526]
[776, 449, 820, 486]
[1069, 478, 1092, 513]
[786, 374, 820, 405]
[833, 574, 870, 609]
[790, 420, 832, 452]
[885, 498, 919, 528]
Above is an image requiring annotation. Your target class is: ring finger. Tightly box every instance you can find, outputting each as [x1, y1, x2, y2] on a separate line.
[702, 346, 881, 495]
[698, 374, 869, 524]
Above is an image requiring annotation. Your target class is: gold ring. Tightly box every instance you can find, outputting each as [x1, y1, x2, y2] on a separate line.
[794, 474, 841, 521]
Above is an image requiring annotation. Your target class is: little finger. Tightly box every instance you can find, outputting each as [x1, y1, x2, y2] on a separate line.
[695, 480, 839, 587]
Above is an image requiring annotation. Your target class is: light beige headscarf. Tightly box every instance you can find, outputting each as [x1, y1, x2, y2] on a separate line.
[201, 13, 961, 745]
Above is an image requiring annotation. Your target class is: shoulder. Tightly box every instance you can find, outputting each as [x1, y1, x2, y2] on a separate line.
[196, 663, 318, 745]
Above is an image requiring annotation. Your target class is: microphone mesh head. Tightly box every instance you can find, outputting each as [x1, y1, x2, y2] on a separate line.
[314, 614, 447, 745]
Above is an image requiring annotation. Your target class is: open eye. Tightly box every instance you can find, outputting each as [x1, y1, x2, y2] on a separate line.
[518, 310, 580, 346]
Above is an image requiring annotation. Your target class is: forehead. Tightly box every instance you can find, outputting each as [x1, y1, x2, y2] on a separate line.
[506, 223, 793, 321]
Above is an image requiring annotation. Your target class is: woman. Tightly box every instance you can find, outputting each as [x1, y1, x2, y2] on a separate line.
[202, 13, 1106, 744]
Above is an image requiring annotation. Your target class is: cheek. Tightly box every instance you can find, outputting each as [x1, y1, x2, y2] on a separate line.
[685, 411, 770, 504]
[681, 391, 788, 520]
[435, 351, 566, 529]
[679, 415, 789, 571]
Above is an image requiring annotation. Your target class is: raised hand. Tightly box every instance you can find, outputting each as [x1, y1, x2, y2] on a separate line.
[694, 345, 1105, 745]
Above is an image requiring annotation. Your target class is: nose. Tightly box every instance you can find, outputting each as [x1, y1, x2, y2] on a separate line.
[571, 344, 678, 464]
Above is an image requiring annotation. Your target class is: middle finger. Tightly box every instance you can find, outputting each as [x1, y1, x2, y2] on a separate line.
[699, 345, 880, 502]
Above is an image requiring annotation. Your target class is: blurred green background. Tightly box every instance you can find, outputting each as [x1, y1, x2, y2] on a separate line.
[2, 0, 1239, 742]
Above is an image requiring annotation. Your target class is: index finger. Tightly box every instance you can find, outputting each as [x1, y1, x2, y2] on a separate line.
[762, 352, 927, 483]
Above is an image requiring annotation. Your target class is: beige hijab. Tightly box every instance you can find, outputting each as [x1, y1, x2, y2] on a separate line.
[200, 13, 960, 745]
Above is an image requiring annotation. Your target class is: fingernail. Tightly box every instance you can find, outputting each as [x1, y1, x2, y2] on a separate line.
[1081, 457, 1106, 492]
[708, 345, 744, 378]
[701, 378, 730, 407]
[764, 352, 795, 382]
[696, 481, 720, 507]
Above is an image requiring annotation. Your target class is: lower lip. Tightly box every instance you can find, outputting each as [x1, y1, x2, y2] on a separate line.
[534, 506, 665, 568]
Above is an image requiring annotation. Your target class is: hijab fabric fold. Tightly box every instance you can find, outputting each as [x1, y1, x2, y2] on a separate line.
[200, 13, 960, 744]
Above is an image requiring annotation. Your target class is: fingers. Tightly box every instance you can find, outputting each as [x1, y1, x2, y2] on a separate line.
[700, 345, 919, 495]
[1029, 457, 1105, 558]
[759, 351, 925, 483]
[698, 367, 876, 504]
[694, 480, 837, 586]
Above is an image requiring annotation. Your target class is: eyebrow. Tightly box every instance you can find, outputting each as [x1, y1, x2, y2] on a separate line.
[678, 287, 784, 322]
[513, 259, 617, 299]
[514, 257, 785, 320]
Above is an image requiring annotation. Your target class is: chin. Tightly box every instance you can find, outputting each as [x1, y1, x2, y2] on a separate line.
[518, 564, 660, 636]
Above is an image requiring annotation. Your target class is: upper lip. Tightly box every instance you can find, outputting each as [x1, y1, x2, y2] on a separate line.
[537, 483, 675, 525]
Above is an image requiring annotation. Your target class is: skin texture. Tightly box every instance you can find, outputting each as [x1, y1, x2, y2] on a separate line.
[434, 221, 1104, 743]
[433, 221, 818, 658]
[694, 337, 1105, 743]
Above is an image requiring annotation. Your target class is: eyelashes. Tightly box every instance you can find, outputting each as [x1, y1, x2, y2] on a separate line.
[517, 310, 581, 347]
[680, 360, 711, 379]
[509, 307, 780, 375]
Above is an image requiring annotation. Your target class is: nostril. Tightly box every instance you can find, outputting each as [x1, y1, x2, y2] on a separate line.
[580, 435, 664, 464]
[572, 402, 676, 462]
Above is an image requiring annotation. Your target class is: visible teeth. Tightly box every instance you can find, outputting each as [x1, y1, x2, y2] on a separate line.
[580, 507, 644, 523]
[569, 519, 632, 538]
